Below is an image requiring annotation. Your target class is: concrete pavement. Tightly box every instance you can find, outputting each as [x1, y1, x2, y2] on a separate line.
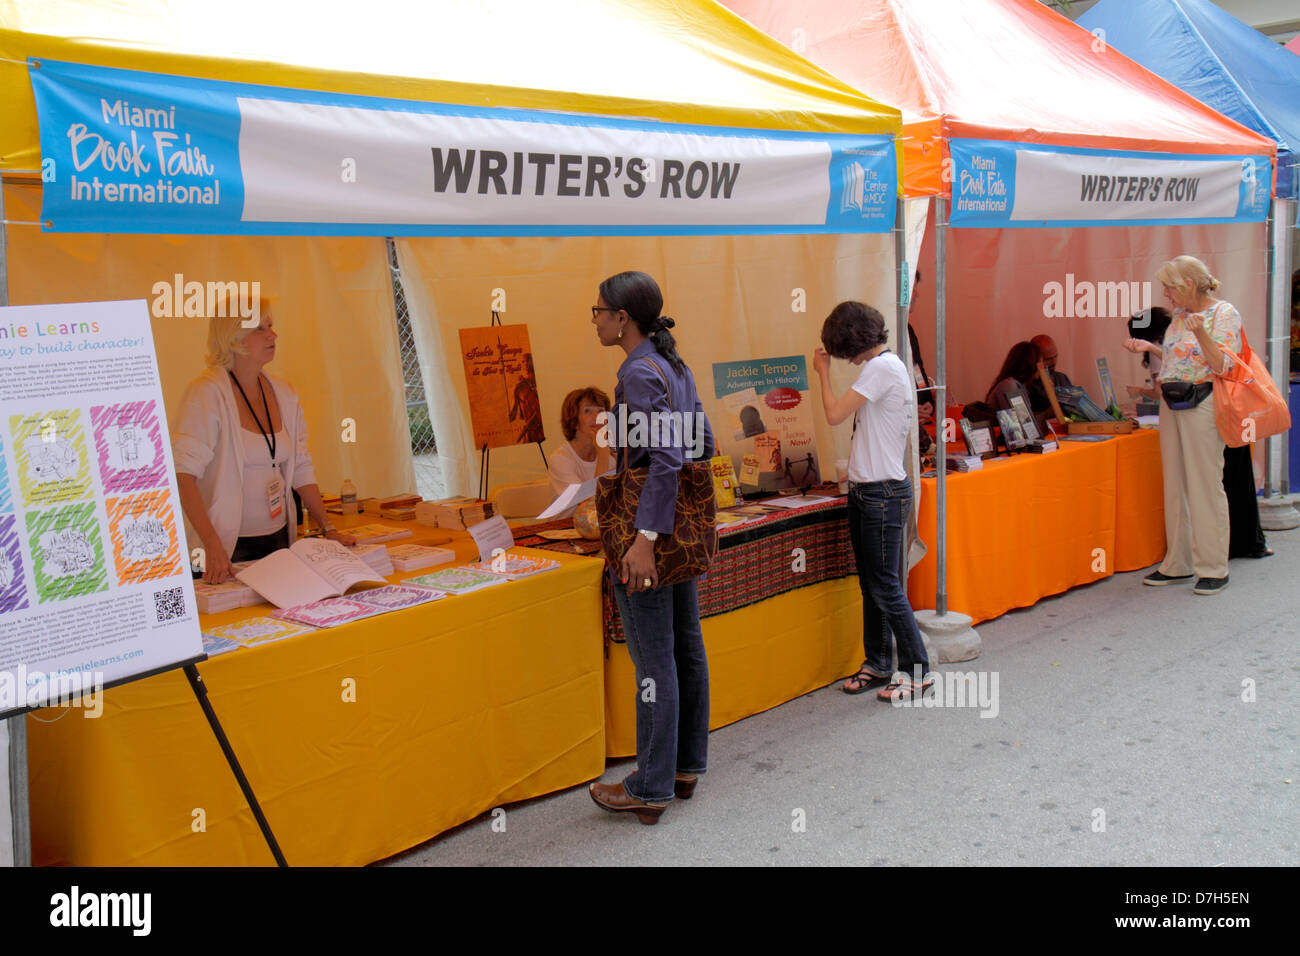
[385, 525, 1299, 867]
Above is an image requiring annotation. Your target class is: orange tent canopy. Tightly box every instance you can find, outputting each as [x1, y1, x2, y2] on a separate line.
[725, 0, 1277, 197]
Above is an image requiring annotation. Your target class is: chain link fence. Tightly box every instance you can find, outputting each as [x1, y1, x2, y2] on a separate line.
[387, 238, 446, 500]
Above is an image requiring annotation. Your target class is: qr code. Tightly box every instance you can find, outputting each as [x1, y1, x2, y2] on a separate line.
[153, 586, 187, 622]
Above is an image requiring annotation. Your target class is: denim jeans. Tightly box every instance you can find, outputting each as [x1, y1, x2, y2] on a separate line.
[611, 577, 710, 803]
[847, 478, 930, 678]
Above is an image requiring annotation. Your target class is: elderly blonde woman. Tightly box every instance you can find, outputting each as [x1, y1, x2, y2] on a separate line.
[174, 298, 345, 584]
[1124, 256, 1240, 595]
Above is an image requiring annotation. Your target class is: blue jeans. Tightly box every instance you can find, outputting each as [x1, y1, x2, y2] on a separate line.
[847, 478, 929, 678]
[611, 577, 710, 803]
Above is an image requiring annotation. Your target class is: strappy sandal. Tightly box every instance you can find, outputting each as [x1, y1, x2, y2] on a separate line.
[877, 673, 937, 702]
[842, 667, 891, 695]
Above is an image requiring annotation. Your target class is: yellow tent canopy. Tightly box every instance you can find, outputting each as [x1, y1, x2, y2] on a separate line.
[1, 0, 901, 178]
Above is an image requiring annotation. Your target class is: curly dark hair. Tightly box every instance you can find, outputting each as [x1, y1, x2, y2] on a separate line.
[820, 301, 888, 360]
[559, 386, 611, 440]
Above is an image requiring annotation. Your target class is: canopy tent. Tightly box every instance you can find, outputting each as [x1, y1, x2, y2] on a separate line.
[1078, 0, 1300, 200]
[726, 0, 1280, 620]
[1076, 0, 1300, 491]
[726, 0, 1275, 199]
[1, 0, 905, 496]
[1, 0, 911, 864]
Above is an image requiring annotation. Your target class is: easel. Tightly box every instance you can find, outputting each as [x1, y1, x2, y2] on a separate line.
[0, 190, 286, 864]
[476, 310, 547, 499]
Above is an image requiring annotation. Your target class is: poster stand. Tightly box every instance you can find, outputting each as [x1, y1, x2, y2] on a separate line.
[182, 663, 288, 867]
[475, 310, 547, 500]
[0, 199, 284, 863]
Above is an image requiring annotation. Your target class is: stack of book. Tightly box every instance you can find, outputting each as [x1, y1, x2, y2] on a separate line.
[377, 493, 422, 520]
[352, 543, 395, 576]
[946, 455, 984, 473]
[387, 543, 456, 572]
[344, 524, 414, 545]
[194, 580, 263, 614]
[415, 497, 497, 529]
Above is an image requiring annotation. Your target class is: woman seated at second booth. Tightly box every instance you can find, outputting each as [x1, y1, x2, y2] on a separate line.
[984, 340, 1044, 412]
[174, 299, 347, 585]
[547, 386, 613, 515]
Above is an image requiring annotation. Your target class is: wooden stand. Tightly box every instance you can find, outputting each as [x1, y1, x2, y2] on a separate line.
[1038, 365, 1136, 435]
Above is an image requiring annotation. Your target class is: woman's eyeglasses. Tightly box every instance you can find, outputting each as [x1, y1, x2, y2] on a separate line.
[592, 306, 619, 319]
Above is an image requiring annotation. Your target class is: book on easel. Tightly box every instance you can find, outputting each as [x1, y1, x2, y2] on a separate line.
[236, 537, 385, 609]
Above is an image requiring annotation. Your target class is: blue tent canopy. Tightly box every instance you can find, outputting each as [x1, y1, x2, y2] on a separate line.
[1079, 0, 1300, 199]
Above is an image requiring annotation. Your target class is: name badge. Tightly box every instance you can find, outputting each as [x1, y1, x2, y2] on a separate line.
[267, 474, 284, 520]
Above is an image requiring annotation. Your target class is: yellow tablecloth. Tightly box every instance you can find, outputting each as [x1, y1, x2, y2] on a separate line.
[28, 527, 605, 866]
[604, 576, 863, 758]
[907, 430, 1164, 624]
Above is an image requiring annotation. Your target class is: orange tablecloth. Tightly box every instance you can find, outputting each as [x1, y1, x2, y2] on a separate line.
[907, 430, 1163, 624]
[1112, 429, 1166, 571]
[27, 521, 605, 866]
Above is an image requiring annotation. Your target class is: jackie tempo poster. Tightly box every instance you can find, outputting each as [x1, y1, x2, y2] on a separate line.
[712, 356, 817, 486]
[458, 324, 545, 450]
[0, 301, 202, 717]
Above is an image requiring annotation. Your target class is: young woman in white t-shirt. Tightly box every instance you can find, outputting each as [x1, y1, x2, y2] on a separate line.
[547, 387, 613, 516]
[813, 301, 933, 701]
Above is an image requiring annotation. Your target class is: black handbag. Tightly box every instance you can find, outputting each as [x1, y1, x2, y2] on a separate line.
[1160, 381, 1212, 410]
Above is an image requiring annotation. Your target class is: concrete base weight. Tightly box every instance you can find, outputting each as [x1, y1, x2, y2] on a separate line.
[915, 609, 980, 663]
[1259, 495, 1300, 531]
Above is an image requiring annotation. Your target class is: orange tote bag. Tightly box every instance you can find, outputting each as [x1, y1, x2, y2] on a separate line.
[1214, 329, 1291, 447]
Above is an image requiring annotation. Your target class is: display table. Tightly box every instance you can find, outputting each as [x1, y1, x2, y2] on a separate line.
[27, 520, 606, 866]
[907, 430, 1164, 624]
[1111, 428, 1166, 571]
[602, 498, 862, 758]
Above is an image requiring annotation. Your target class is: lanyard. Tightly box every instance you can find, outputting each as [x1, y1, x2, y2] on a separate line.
[229, 371, 277, 466]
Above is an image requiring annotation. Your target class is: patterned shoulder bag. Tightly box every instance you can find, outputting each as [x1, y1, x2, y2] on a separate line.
[595, 357, 717, 586]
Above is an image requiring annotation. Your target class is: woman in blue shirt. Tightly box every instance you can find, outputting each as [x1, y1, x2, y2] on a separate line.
[587, 271, 716, 825]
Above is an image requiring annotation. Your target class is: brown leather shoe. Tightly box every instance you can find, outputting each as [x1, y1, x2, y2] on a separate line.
[674, 774, 699, 799]
[589, 781, 668, 825]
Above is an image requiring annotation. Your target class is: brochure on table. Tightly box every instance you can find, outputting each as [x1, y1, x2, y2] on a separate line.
[0, 300, 201, 717]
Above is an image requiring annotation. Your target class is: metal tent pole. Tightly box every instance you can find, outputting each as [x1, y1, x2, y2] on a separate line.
[1, 179, 33, 868]
[935, 195, 948, 616]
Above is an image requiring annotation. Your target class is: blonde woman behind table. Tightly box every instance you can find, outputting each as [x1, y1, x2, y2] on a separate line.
[173, 297, 350, 585]
[1123, 256, 1240, 595]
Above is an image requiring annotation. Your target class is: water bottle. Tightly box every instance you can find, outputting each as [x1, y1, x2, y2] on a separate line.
[341, 478, 358, 516]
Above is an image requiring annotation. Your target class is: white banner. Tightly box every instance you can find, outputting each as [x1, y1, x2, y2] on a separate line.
[948, 138, 1270, 228]
[0, 301, 202, 718]
[32, 59, 897, 235]
[1012, 152, 1253, 223]
[238, 100, 831, 227]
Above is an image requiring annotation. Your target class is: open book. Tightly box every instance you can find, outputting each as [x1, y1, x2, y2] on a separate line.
[235, 537, 386, 609]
